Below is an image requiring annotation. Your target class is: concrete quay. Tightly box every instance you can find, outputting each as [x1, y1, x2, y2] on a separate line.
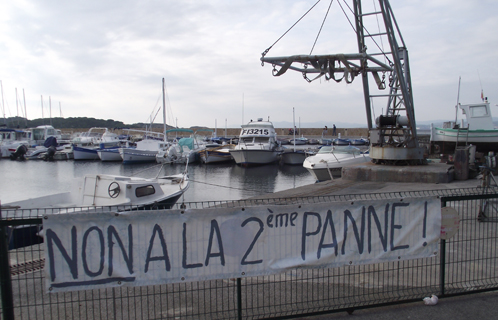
[249, 162, 480, 201]
[247, 162, 497, 320]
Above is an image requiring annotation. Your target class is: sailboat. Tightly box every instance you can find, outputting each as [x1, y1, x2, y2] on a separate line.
[281, 108, 307, 165]
[120, 79, 170, 164]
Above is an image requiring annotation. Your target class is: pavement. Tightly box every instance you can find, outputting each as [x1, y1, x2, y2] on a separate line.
[248, 163, 498, 320]
[300, 290, 498, 319]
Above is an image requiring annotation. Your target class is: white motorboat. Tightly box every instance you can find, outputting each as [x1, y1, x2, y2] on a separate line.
[303, 145, 371, 181]
[229, 118, 281, 166]
[3, 170, 189, 211]
[431, 100, 498, 154]
[199, 144, 235, 164]
[0, 128, 30, 158]
[72, 127, 121, 160]
[28, 125, 63, 146]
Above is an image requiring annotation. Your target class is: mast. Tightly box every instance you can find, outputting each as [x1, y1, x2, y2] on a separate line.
[454, 76, 461, 125]
[23, 89, 27, 127]
[292, 107, 296, 152]
[162, 78, 167, 143]
[41, 95, 44, 123]
[49, 96, 52, 126]
[1, 81, 6, 125]
[15, 88, 19, 126]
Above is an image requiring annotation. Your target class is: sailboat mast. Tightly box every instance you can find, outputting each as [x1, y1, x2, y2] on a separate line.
[41, 95, 44, 123]
[49, 96, 52, 126]
[1, 81, 6, 125]
[292, 107, 296, 152]
[15, 88, 19, 125]
[162, 78, 167, 143]
[23, 89, 27, 127]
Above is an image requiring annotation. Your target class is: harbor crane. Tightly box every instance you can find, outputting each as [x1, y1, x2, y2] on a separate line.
[260, 0, 426, 164]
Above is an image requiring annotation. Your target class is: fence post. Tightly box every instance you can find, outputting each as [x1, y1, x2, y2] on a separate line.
[439, 199, 447, 296]
[237, 278, 242, 320]
[0, 208, 15, 320]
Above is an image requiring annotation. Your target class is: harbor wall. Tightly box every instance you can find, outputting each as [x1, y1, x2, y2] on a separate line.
[62, 127, 370, 139]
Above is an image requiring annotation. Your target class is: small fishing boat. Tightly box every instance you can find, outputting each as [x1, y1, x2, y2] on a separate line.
[303, 145, 370, 181]
[3, 169, 189, 211]
[97, 147, 123, 162]
[431, 99, 498, 154]
[229, 118, 281, 166]
[289, 137, 308, 145]
[120, 137, 169, 164]
[199, 144, 235, 164]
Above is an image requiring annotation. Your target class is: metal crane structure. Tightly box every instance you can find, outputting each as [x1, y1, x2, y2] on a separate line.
[260, 0, 426, 164]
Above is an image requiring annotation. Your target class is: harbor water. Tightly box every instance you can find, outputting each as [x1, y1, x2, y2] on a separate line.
[0, 160, 316, 205]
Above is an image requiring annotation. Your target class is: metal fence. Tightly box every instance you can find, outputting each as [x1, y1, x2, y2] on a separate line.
[2, 186, 498, 320]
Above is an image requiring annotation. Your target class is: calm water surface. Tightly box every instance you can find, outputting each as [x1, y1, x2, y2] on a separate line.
[0, 160, 315, 204]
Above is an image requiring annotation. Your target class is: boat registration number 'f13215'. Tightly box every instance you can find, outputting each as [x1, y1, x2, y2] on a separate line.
[241, 129, 270, 136]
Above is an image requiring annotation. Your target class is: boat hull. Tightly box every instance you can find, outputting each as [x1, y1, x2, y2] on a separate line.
[98, 148, 123, 162]
[120, 148, 158, 164]
[305, 166, 342, 181]
[303, 152, 371, 182]
[431, 127, 498, 153]
[199, 147, 234, 164]
[281, 151, 307, 165]
[72, 146, 99, 160]
[230, 149, 279, 166]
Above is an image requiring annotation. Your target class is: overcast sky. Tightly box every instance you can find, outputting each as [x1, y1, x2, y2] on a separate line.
[1, 0, 496, 129]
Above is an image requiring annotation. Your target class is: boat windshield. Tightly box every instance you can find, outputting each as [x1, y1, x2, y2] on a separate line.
[318, 146, 362, 154]
[254, 137, 269, 143]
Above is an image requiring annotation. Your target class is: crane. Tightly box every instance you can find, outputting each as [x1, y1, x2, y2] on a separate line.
[260, 0, 426, 165]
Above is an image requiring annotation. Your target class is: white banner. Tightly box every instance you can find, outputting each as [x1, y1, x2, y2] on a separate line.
[44, 197, 441, 292]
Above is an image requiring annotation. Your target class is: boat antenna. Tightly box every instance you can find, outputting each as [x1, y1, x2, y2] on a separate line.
[454, 76, 461, 125]
[292, 107, 296, 152]
[162, 78, 167, 143]
[477, 69, 484, 102]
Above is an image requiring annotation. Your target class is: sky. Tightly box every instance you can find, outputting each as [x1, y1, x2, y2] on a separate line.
[0, 0, 497, 129]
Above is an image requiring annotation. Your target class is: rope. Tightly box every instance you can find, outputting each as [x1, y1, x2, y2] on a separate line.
[188, 178, 266, 195]
[261, 0, 323, 60]
[310, 0, 334, 55]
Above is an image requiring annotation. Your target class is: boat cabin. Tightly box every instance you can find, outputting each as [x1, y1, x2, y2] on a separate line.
[459, 102, 495, 130]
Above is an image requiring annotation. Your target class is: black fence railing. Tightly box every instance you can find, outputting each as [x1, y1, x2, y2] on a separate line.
[1, 187, 498, 320]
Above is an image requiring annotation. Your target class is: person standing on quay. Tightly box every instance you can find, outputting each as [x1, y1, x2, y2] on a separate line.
[332, 124, 337, 136]
[322, 126, 328, 137]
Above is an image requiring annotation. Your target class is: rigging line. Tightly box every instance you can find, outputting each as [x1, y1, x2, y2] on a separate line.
[309, 0, 334, 55]
[337, 0, 356, 33]
[341, 0, 392, 64]
[261, 0, 322, 58]
[188, 178, 267, 195]
[372, 0, 387, 65]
